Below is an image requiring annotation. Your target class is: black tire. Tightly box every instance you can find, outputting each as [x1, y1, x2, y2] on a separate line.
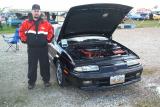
[55, 60, 67, 87]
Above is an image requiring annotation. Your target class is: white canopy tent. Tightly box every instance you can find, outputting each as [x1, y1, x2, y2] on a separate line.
[152, 8, 160, 12]
[0, 0, 159, 12]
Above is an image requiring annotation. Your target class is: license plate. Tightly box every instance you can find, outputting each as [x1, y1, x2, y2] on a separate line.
[110, 75, 125, 85]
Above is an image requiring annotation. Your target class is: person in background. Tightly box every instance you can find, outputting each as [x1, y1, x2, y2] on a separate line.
[149, 12, 153, 20]
[0, 16, 3, 30]
[19, 4, 54, 89]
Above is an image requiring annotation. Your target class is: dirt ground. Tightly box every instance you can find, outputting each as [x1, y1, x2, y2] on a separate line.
[0, 28, 160, 107]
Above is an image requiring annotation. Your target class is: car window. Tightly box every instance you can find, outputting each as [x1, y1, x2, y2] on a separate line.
[51, 26, 62, 43]
[54, 27, 61, 41]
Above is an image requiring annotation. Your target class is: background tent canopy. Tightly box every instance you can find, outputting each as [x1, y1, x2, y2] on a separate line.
[0, 0, 160, 11]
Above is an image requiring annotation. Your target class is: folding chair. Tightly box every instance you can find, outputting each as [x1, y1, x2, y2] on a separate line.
[2, 28, 20, 52]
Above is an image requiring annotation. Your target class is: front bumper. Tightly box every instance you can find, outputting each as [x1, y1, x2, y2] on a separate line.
[68, 65, 143, 90]
[80, 78, 141, 90]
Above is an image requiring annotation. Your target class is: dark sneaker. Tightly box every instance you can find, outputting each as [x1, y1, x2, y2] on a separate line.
[44, 82, 51, 87]
[28, 84, 35, 89]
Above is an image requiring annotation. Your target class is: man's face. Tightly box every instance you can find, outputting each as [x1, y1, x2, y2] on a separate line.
[32, 9, 41, 19]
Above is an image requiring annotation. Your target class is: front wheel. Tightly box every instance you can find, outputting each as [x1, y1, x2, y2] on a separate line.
[56, 61, 67, 87]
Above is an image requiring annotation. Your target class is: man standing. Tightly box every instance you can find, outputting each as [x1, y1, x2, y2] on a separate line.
[19, 4, 54, 89]
[0, 16, 3, 30]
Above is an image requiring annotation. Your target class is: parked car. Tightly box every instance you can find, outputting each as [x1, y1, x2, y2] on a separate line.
[7, 18, 23, 27]
[49, 20, 58, 24]
[127, 13, 148, 20]
[140, 13, 149, 19]
[7, 14, 27, 27]
[153, 14, 160, 20]
[48, 4, 143, 90]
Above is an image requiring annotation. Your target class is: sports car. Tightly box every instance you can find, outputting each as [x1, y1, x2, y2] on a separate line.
[48, 3, 143, 90]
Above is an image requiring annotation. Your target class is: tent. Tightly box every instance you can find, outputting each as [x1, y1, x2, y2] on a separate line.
[0, 0, 156, 11]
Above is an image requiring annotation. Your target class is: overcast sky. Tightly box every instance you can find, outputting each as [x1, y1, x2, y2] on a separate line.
[0, 0, 160, 11]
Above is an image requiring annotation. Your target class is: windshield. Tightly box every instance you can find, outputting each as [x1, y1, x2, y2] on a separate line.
[58, 36, 109, 48]
[66, 36, 108, 42]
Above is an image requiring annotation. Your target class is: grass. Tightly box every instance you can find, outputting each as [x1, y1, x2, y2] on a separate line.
[0, 20, 160, 34]
[123, 20, 160, 28]
[0, 25, 16, 34]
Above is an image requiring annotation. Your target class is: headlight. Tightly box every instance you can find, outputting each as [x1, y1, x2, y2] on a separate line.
[126, 59, 141, 66]
[74, 65, 99, 72]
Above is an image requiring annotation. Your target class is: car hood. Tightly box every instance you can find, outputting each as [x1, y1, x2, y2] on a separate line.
[58, 3, 132, 41]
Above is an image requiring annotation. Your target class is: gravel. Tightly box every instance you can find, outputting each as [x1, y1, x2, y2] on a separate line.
[0, 28, 160, 107]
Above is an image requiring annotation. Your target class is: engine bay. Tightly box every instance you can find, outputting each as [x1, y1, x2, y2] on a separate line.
[64, 40, 128, 60]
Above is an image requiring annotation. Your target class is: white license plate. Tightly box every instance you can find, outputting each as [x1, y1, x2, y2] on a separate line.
[110, 75, 125, 85]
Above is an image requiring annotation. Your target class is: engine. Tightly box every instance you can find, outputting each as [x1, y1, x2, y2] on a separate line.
[66, 42, 127, 59]
[79, 48, 126, 58]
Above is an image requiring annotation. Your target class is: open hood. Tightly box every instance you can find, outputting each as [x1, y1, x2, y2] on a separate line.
[58, 4, 132, 41]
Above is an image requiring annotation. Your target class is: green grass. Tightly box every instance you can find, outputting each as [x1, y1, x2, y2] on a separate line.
[0, 20, 160, 34]
[124, 20, 160, 28]
[0, 25, 16, 34]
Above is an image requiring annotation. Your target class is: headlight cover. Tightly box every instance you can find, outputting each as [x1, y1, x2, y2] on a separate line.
[126, 59, 141, 66]
[74, 65, 99, 72]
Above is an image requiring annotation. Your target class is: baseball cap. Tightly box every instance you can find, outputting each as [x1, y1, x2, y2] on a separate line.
[32, 4, 40, 10]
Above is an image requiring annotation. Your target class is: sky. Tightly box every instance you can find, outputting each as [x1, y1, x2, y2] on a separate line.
[0, 0, 160, 11]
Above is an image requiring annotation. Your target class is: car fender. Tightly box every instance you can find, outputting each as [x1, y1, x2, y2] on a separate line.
[49, 42, 75, 66]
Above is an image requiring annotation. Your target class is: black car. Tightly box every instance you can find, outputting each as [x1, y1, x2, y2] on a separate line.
[48, 4, 143, 90]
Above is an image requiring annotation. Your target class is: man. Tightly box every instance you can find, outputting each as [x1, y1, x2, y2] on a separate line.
[19, 4, 54, 89]
[0, 16, 3, 30]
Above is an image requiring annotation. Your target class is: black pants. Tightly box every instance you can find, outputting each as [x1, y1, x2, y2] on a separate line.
[27, 46, 50, 84]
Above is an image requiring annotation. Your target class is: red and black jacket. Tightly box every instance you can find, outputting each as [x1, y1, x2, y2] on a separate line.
[19, 19, 54, 47]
